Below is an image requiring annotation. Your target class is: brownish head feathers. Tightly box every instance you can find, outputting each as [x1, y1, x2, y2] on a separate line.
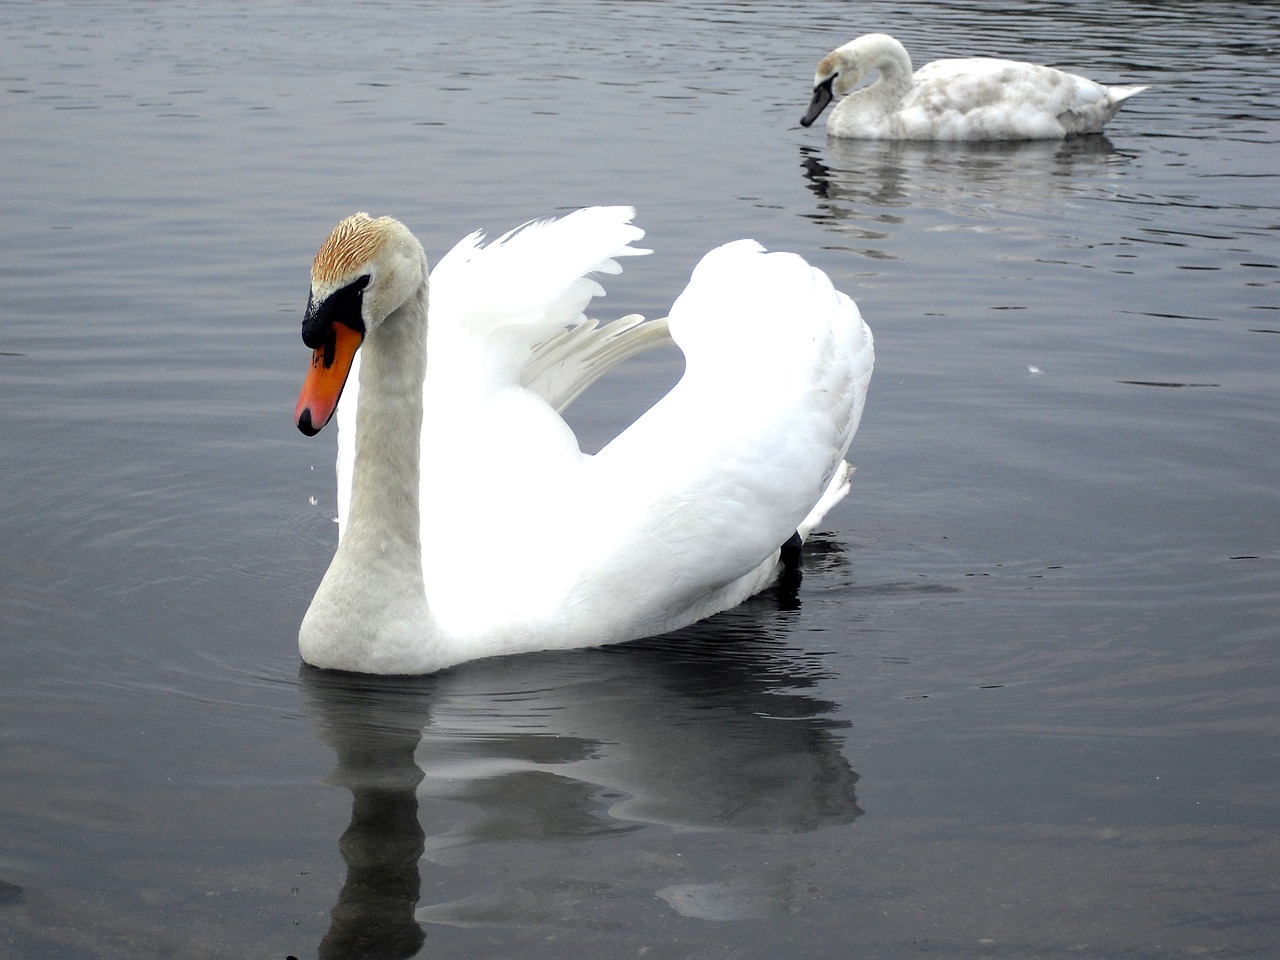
[312, 213, 395, 286]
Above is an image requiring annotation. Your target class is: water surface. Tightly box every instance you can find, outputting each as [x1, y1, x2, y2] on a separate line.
[1, 2, 1277, 957]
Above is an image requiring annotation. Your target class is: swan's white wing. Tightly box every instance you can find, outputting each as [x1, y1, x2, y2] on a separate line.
[571, 239, 874, 638]
[906, 58, 1146, 139]
[421, 205, 655, 490]
[419, 205, 657, 488]
[428, 205, 650, 354]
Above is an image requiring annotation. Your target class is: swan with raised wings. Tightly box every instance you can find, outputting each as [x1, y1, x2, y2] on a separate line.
[800, 33, 1147, 140]
[294, 207, 873, 674]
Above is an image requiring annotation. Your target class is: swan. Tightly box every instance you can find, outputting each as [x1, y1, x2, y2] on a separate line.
[293, 207, 873, 675]
[800, 33, 1147, 140]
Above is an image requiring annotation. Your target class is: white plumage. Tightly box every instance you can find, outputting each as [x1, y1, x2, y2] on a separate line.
[294, 207, 873, 674]
[801, 33, 1147, 140]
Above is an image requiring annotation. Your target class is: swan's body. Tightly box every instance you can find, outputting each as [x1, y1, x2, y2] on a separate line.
[800, 33, 1147, 140]
[294, 207, 873, 675]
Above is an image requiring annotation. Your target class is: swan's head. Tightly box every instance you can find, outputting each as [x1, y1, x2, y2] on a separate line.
[799, 35, 894, 127]
[294, 213, 426, 436]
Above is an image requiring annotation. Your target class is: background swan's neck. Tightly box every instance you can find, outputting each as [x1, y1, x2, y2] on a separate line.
[839, 38, 914, 118]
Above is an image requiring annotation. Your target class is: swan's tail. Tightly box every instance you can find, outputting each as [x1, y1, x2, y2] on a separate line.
[798, 461, 854, 541]
[1109, 84, 1149, 104]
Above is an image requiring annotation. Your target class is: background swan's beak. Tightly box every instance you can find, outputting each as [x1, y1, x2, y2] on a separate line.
[295, 323, 363, 436]
[800, 80, 834, 127]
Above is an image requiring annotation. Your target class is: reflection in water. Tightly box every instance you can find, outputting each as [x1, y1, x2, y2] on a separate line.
[799, 137, 1134, 251]
[300, 581, 861, 947]
[307, 675, 431, 960]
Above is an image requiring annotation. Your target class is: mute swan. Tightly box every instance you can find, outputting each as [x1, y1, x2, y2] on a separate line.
[294, 207, 873, 675]
[800, 33, 1147, 140]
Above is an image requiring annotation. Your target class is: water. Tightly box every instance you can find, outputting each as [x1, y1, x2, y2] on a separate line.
[1, 1, 1277, 957]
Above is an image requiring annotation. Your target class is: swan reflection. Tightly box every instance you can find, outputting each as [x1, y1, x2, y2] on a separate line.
[300, 581, 861, 949]
[800, 136, 1135, 253]
[306, 673, 429, 959]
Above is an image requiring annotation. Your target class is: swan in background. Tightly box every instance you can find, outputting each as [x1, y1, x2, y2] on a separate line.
[293, 207, 873, 674]
[800, 33, 1147, 140]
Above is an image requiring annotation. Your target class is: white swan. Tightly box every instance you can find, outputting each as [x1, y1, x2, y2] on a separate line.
[800, 33, 1147, 140]
[293, 207, 874, 675]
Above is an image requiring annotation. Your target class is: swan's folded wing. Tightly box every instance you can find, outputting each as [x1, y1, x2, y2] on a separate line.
[579, 240, 873, 630]
[906, 59, 1145, 138]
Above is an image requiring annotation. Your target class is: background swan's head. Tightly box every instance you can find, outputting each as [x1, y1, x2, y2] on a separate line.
[823, 49, 868, 99]
[800, 35, 898, 127]
[802, 47, 865, 127]
[295, 214, 427, 436]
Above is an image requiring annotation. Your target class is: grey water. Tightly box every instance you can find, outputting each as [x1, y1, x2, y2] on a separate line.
[2, 1, 1277, 957]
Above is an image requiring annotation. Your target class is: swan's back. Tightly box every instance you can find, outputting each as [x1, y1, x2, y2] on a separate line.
[901, 57, 1144, 139]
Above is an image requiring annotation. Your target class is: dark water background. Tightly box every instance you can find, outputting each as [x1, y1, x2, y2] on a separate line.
[2, 2, 1277, 957]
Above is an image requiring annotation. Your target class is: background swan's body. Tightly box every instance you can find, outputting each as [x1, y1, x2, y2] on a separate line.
[294, 207, 873, 675]
[800, 33, 1147, 140]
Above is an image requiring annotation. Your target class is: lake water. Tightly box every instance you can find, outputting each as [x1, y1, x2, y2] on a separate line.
[2, 1, 1277, 957]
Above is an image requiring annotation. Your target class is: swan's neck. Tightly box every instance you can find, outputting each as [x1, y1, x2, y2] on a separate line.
[346, 288, 427, 553]
[838, 38, 914, 117]
[302, 275, 438, 672]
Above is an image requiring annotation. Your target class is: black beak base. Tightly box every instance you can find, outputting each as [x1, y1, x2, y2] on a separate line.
[800, 78, 836, 128]
[302, 274, 369, 349]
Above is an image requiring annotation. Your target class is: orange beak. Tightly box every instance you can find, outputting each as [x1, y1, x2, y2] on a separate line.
[295, 323, 363, 436]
